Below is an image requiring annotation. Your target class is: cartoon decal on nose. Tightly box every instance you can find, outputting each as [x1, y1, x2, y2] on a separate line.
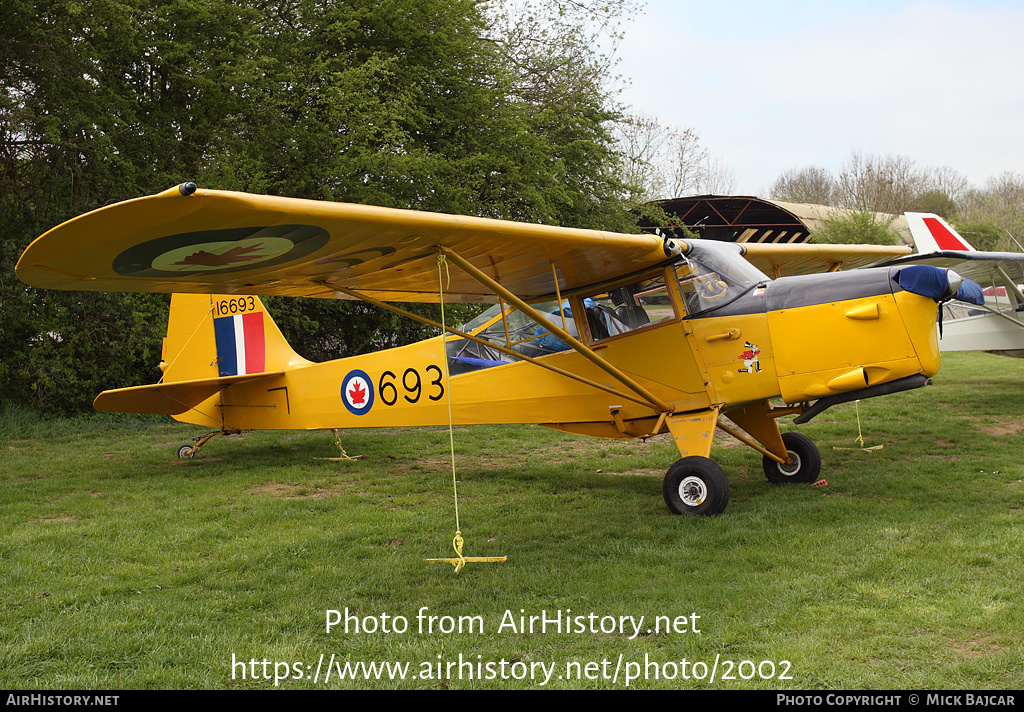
[738, 342, 762, 374]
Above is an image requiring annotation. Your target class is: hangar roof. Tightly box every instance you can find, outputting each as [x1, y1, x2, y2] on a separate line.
[640, 195, 911, 245]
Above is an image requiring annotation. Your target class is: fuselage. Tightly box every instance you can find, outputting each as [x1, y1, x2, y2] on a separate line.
[171, 242, 942, 439]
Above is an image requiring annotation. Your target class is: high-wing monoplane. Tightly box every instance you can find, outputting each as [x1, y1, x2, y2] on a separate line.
[17, 184, 973, 515]
[884, 212, 1024, 357]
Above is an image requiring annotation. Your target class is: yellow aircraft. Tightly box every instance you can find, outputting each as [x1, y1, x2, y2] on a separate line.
[17, 183, 968, 515]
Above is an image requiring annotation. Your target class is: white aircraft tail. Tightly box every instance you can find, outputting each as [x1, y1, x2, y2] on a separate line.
[906, 212, 975, 253]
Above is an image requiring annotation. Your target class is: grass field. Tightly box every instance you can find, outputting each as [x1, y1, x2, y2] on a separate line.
[2, 352, 1022, 689]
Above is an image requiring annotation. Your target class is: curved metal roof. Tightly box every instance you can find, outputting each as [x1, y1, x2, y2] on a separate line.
[640, 195, 911, 245]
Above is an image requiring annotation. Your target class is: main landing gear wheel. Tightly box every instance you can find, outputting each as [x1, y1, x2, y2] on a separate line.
[762, 432, 821, 484]
[177, 445, 196, 459]
[663, 456, 730, 516]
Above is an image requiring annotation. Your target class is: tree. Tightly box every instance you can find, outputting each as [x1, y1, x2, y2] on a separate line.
[770, 167, 835, 205]
[947, 220, 1006, 253]
[699, 156, 736, 195]
[906, 190, 958, 219]
[613, 113, 736, 201]
[614, 114, 706, 201]
[812, 211, 900, 246]
[1, 0, 642, 413]
[767, 156, 1024, 252]
[769, 156, 969, 218]
[920, 166, 969, 214]
[832, 152, 924, 217]
[1, 0, 259, 412]
[956, 172, 1024, 249]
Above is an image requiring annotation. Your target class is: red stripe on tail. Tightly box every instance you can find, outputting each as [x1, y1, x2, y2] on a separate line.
[242, 312, 265, 373]
[923, 217, 970, 251]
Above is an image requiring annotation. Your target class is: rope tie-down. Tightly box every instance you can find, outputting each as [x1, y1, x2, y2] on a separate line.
[425, 253, 507, 573]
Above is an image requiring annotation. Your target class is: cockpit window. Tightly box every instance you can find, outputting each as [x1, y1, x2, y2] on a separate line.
[579, 272, 677, 342]
[446, 269, 681, 372]
[675, 241, 769, 314]
[447, 300, 571, 373]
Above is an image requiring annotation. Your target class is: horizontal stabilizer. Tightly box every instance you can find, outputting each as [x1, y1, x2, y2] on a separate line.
[94, 372, 283, 415]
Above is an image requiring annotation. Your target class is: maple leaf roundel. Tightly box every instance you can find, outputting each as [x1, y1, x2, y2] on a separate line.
[113, 225, 329, 277]
[341, 369, 375, 416]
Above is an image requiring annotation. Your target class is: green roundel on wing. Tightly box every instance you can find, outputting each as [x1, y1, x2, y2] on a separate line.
[112, 225, 330, 277]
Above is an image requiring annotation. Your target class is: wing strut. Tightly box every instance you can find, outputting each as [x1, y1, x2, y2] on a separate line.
[438, 247, 674, 414]
[995, 265, 1024, 309]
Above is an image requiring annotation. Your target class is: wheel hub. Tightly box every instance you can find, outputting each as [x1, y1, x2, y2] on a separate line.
[678, 476, 706, 507]
[778, 450, 801, 476]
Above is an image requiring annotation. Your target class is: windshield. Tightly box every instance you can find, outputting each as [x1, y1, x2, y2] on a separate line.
[675, 240, 769, 314]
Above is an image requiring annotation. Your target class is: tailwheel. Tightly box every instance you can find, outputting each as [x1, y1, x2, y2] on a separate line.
[176, 431, 225, 459]
[663, 456, 730, 516]
[762, 431, 821, 484]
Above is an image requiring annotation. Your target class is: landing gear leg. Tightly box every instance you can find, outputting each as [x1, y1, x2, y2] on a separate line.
[662, 410, 729, 515]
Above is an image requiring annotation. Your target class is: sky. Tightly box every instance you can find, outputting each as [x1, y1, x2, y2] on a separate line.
[612, 0, 1024, 196]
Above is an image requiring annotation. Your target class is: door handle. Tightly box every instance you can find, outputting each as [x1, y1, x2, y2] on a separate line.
[705, 328, 741, 342]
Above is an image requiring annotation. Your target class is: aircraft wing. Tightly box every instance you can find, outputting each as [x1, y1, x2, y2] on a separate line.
[17, 184, 916, 303]
[879, 251, 1024, 290]
[739, 242, 912, 278]
[16, 185, 676, 304]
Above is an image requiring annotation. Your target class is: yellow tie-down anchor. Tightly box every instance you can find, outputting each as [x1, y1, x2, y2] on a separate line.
[427, 531, 507, 574]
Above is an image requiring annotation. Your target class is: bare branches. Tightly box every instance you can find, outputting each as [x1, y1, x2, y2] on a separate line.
[770, 166, 835, 206]
[769, 153, 1023, 249]
[614, 114, 734, 201]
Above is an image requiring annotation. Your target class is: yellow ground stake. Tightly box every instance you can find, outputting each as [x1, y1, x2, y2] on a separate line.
[314, 429, 363, 461]
[427, 531, 508, 574]
[426, 253, 506, 573]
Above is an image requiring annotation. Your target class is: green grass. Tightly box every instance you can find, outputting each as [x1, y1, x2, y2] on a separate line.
[2, 352, 1022, 689]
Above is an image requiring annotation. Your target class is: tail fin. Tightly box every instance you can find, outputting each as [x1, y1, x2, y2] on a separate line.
[160, 294, 310, 384]
[906, 212, 975, 253]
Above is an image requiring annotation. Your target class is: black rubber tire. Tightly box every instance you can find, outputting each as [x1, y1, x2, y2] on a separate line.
[178, 445, 196, 459]
[663, 456, 730, 516]
[763, 431, 821, 484]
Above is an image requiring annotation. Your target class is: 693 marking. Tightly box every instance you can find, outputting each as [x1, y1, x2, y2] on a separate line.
[378, 366, 444, 406]
[214, 296, 257, 317]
